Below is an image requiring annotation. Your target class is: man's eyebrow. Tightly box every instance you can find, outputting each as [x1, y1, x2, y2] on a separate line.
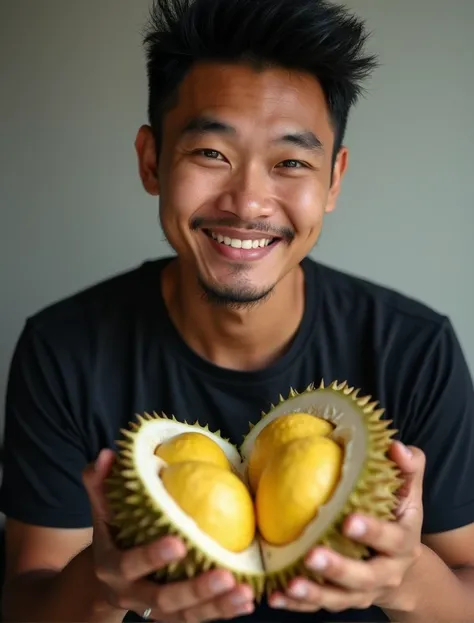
[180, 116, 237, 137]
[179, 116, 324, 153]
[276, 131, 324, 153]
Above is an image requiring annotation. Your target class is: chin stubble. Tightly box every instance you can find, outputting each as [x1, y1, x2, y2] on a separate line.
[197, 274, 274, 310]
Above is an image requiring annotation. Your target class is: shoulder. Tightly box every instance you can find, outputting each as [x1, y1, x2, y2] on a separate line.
[24, 256, 173, 343]
[304, 257, 448, 334]
[302, 258, 466, 411]
[10, 256, 175, 382]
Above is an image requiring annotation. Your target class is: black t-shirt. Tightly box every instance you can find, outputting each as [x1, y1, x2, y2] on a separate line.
[1, 255, 474, 623]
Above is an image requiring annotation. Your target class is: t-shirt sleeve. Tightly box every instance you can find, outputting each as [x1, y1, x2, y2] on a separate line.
[0, 319, 93, 528]
[405, 317, 474, 534]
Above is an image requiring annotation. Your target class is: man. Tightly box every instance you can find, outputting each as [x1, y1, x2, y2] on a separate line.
[1, 0, 474, 621]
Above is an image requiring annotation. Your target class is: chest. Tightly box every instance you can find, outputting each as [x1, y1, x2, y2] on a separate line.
[97, 348, 385, 451]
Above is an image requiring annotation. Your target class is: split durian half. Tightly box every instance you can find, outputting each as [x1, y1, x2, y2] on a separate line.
[105, 380, 402, 600]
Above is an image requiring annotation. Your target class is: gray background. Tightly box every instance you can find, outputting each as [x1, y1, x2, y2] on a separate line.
[1, 0, 473, 441]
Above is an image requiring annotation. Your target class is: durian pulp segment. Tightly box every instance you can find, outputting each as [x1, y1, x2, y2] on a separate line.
[136, 417, 243, 472]
[117, 415, 264, 576]
[240, 381, 400, 575]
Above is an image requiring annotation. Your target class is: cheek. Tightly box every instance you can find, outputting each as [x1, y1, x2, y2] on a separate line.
[278, 178, 328, 231]
[162, 163, 223, 223]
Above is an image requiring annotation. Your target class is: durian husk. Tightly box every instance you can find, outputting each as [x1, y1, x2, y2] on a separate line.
[240, 380, 403, 596]
[104, 380, 403, 601]
[104, 414, 266, 596]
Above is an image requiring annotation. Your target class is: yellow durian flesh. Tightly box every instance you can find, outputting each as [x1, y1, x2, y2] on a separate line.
[256, 435, 343, 546]
[247, 412, 334, 493]
[155, 431, 232, 471]
[161, 460, 255, 552]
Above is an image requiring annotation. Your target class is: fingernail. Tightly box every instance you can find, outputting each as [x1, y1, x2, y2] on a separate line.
[210, 573, 234, 592]
[401, 442, 413, 458]
[94, 450, 107, 471]
[231, 592, 249, 605]
[290, 582, 308, 597]
[158, 540, 184, 561]
[347, 517, 367, 537]
[308, 551, 327, 570]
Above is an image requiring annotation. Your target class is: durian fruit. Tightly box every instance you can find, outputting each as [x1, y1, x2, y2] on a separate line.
[105, 380, 402, 601]
[239, 380, 402, 595]
[105, 416, 267, 593]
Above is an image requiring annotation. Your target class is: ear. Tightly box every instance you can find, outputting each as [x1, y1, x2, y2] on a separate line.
[135, 125, 160, 196]
[325, 146, 349, 214]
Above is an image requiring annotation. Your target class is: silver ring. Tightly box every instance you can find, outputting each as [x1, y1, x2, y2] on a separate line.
[142, 608, 152, 620]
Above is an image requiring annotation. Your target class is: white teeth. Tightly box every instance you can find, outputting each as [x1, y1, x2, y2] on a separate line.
[210, 231, 272, 249]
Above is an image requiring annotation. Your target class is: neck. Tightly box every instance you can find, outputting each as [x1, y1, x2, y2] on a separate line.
[161, 259, 306, 372]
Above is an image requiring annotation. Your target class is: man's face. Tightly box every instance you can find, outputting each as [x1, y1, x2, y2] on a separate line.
[136, 62, 348, 304]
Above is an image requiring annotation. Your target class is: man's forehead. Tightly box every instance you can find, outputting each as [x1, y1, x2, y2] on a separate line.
[168, 61, 330, 134]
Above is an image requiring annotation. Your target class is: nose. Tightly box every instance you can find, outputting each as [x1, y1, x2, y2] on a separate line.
[216, 163, 275, 221]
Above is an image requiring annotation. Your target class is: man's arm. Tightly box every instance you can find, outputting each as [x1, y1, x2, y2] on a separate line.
[2, 519, 125, 623]
[2, 455, 255, 623]
[383, 524, 474, 622]
[0, 321, 125, 621]
[384, 315, 474, 622]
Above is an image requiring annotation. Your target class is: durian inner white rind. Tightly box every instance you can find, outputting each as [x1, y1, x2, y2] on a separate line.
[132, 419, 264, 574]
[241, 388, 367, 573]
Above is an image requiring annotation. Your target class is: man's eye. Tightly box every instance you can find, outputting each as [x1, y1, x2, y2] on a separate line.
[277, 159, 307, 168]
[196, 149, 223, 160]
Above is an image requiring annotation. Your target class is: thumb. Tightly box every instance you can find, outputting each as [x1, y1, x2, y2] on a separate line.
[390, 441, 426, 482]
[82, 448, 117, 544]
[390, 441, 425, 520]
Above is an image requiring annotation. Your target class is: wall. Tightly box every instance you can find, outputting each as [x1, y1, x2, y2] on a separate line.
[1, 0, 473, 437]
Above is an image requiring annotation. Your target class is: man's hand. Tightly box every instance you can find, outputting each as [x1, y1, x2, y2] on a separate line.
[83, 449, 255, 622]
[268, 441, 425, 614]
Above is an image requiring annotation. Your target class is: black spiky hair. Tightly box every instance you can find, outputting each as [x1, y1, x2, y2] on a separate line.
[143, 0, 378, 160]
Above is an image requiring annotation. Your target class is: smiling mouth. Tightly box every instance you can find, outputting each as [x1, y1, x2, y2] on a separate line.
[203, 229, 279, 249]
